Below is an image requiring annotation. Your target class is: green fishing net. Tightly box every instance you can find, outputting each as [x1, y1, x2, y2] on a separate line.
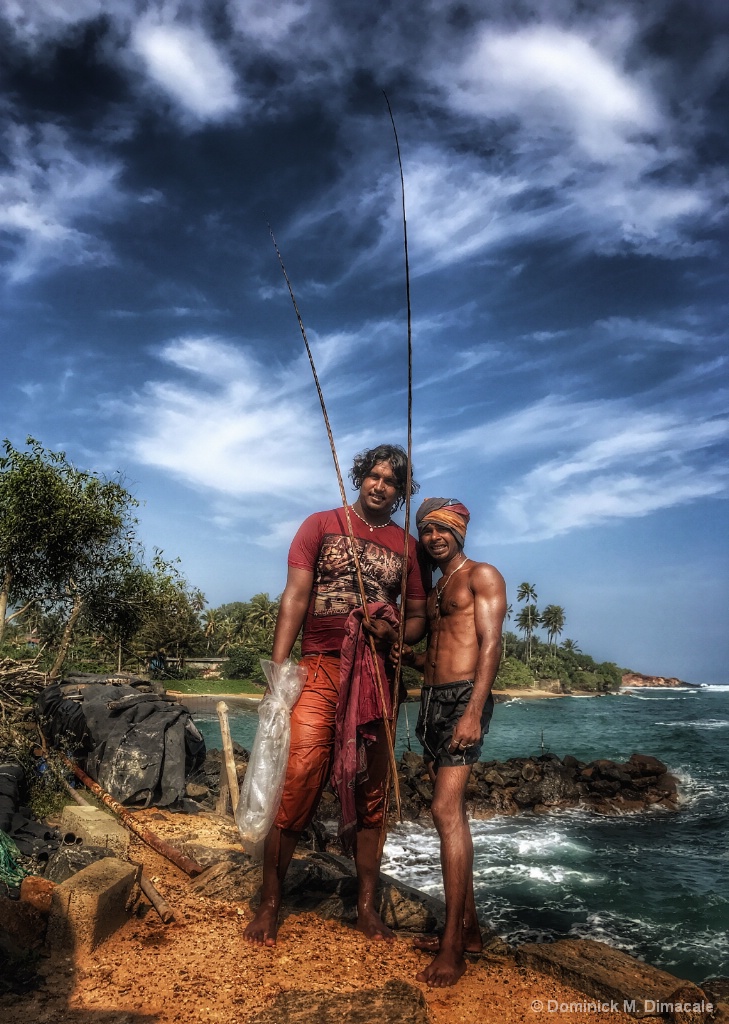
[0, 829, 30, 887]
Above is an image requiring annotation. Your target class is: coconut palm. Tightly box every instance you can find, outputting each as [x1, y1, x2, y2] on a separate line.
[541, 604, 566, 656]
[560, 638, 581, 655]
[516, 603, 539, 662]
[516, 581, 537, 606]
[246, 593, 279, 632]
[202, 608, 221, 652]
[501, 602, 513, 662]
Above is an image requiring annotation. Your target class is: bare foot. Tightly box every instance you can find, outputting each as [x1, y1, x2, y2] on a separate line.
[413, 925, 483, 955]
[416, 948, 468, 987]
[243, 902, 279, 946]
[355, 906, 395, 941]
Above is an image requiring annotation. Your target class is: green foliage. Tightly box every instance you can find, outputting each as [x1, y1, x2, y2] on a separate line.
[221, 646, 259, 681]
[494, 655, 534, 689]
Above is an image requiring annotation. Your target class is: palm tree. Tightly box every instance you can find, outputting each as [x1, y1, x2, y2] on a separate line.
[516, 604, 539, 662]
[246, 593, 279, 632]
[202, 608, 221, 652]
[502, 602, 513, 662]
[560, 638, 581, 655]
[541, 605, 566, 656]
[517, 581, 537, 606]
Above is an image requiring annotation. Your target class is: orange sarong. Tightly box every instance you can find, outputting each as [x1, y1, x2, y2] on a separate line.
[274, 653, 388, 832]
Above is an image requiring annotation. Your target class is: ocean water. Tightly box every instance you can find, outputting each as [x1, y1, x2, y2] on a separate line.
[193, 685, 729, 984]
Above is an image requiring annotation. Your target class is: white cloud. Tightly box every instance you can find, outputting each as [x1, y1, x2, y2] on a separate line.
[452, 24, 659, 161]
[131, 19, 240, 122]
[436, 399, 729, 542]
[122, 336, 336, 505]
[0, 122, 123, 282]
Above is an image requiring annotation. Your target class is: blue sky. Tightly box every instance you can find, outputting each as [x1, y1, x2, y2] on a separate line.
[1, 0, 727, 682]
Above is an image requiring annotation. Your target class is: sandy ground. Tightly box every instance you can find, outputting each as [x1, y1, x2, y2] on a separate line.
[3, 808, 635, 1024]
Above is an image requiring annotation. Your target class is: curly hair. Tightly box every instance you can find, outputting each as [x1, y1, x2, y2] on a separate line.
[349, 444, 419, 511]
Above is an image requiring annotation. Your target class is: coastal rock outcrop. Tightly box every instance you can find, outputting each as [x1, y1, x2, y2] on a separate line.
[380, 751, 679, 824]
[516, 940, 712, 1022]
[621, 671, 689, 688]
[192, 746, 680, 839]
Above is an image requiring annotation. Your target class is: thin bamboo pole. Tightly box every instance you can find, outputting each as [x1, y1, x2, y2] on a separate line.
[383, 91, 414, 728]
[217, 701, 240, 814]
[269, 227, 402, 817]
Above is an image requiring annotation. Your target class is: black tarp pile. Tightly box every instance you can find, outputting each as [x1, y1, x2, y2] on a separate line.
[36, 675, 206, 807]
[0, 761, 61, 891]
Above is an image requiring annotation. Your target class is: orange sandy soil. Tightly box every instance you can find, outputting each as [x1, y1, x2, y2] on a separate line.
[2, 808, 634, 1024]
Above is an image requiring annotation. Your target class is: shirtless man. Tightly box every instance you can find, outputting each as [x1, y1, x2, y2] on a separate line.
[396, 497, 507, 987]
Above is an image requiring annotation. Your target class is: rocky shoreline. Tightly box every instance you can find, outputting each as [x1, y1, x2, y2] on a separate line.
[393, 750, 679, 822]
[188, 746, 681, 855]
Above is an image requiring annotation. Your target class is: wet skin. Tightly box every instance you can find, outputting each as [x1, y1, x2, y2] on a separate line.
[406, 523, 506, 987]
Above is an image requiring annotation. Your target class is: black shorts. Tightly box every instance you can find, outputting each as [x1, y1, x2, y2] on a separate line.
[416, 681, 494, 769]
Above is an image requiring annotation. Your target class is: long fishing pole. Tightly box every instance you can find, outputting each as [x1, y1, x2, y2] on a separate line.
[268, 225, 402, 817]
[384, 92, 414, 751]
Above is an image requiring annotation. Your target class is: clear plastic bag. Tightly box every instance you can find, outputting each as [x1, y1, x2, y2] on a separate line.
[235, 658, 307, 846]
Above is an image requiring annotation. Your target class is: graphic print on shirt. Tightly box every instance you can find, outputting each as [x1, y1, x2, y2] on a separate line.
[312, 533, 404, 617]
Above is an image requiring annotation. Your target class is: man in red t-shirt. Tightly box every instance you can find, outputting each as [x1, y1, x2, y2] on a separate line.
[244, 443, 428, 946]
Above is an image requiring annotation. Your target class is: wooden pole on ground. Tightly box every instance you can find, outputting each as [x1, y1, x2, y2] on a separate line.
[140, 874, 175, 923]
[216, 701, 240, 814]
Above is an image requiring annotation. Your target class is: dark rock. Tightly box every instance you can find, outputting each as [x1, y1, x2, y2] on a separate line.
[590, 779, 621, 795]
[189, 860, 262, 901]
[247, 978, 431, 1024]
[655, 775, 678, 796]
[628, 753, 668, 775]
[411, 778, 434, 802]
[521, 761, 538, 781]
[401, 751, 424, 770]
[399, 799, 422, 822]
[701, 978, 729, 1004]
[562, 755, 580, 769]
[664, 983, 711, 1023]
[513, 781, 543, 807]
[45, 844, 117, 884]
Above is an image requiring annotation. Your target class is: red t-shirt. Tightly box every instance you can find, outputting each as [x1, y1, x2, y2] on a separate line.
[288, 508, 429, 656]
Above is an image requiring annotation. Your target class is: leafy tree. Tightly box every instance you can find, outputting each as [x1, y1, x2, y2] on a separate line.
[502, 629, 519, 662]
[494, 655, 534, 689]
[0, 438, 141, 677]
[124, 555, 205, 670]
